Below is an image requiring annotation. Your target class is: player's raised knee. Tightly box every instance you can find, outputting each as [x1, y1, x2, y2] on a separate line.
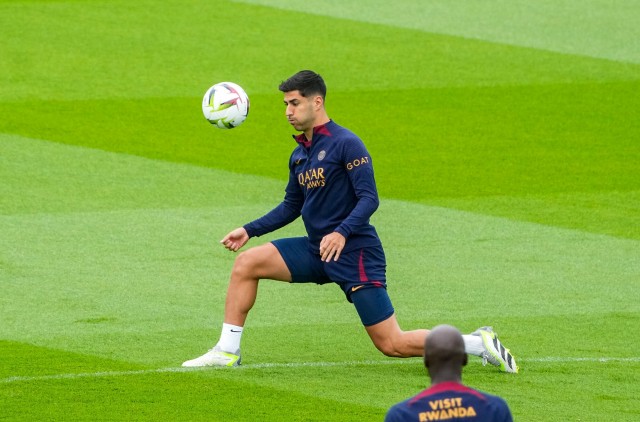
[231, 249, 258, 278]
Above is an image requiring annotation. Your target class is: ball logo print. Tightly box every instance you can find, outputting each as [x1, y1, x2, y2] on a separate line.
[202, 82, 250, 129]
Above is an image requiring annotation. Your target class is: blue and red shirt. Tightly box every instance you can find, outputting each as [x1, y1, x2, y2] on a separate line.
[244, 120, 381, 253]
[385, 381, 513, 422]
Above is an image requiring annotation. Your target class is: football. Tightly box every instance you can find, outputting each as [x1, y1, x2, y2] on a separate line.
[202, 82, 250, 129]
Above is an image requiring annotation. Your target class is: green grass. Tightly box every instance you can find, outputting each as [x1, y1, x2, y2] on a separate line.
[1, 0, 639, 420]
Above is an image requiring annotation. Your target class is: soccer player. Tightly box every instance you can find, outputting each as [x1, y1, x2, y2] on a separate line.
[385, 325, 514, 421]
[182, 70, 518, 373]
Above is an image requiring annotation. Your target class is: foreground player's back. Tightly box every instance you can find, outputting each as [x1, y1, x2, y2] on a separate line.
[385, 381, 513, 421]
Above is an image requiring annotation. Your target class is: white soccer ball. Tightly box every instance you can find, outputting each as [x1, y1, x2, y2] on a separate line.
[202, 82, 250, 129]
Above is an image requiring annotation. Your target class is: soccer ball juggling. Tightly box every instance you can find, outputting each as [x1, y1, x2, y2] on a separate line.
[202, 82, 250, 129]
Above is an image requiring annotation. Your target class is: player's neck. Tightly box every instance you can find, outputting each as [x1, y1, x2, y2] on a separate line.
[431, 376, 462, 385]
[303, 115, 330, 141]
[429, 368, 463, 385]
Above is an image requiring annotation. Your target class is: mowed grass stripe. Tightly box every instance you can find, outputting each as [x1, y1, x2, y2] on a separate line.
[3, 356, 640, 385]
[235, 0, 640, 63]
[2, 80, 639, 240]
[2, 0, 638, 103]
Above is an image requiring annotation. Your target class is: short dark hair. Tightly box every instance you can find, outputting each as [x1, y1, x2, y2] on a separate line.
[278, 70, 326, 99]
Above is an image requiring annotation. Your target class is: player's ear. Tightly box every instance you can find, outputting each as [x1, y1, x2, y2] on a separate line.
[314, 95, 324, 110]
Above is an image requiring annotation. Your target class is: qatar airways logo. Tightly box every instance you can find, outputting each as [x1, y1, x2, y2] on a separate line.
[298, 167, 325, 189]
[346, 156, 370, 170]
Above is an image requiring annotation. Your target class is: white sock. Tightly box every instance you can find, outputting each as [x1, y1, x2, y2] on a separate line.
[463, 335, 484, 357]
[217, 323, 243, 353]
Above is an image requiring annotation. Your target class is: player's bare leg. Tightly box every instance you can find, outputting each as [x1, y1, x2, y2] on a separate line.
[364, 314, 429, 358]
[364, 316, 519, 372]
[224, 242, 291, 326]
[182, 242, 290, 367]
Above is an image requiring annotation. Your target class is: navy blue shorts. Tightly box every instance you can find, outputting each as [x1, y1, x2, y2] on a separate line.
[271, 237, 394, 326]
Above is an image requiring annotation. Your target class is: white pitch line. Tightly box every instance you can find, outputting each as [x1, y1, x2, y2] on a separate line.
[524, 357, 640, 363]
[1, 357, 638, 385]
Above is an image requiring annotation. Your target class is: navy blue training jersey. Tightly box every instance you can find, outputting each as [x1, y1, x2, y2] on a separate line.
[385, 382, 513, 422]
[244, 120, 381, 253]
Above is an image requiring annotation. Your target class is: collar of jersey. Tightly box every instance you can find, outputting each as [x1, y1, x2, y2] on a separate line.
[293, 120, 333, 148]
[410, 381, 488, 405]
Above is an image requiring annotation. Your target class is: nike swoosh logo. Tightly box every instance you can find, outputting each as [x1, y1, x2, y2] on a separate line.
[351, 285, 364, 292]
[295, 159, 302, 165]
[230, 329, 242, 333]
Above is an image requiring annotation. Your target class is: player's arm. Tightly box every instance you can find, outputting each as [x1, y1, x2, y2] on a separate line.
[227, 159, 303, 251]
[321, 138, 379, 262]
[243, 196, 302, 238]
[319, 171, 377, 262]
[334, 139, 379, 238]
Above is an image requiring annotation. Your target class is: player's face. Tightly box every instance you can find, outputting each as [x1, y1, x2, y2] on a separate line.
[283, 90, 318, 133]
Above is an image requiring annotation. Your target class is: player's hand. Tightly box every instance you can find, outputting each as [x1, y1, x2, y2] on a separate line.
[220, 227, 249, 252]
[319, 232, 346, 262]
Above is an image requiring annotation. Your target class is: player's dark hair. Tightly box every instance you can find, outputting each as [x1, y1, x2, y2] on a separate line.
[279, 70, 326, 99]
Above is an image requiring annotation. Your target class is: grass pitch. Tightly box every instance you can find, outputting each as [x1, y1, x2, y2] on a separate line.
[1, 1, 639, 420]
